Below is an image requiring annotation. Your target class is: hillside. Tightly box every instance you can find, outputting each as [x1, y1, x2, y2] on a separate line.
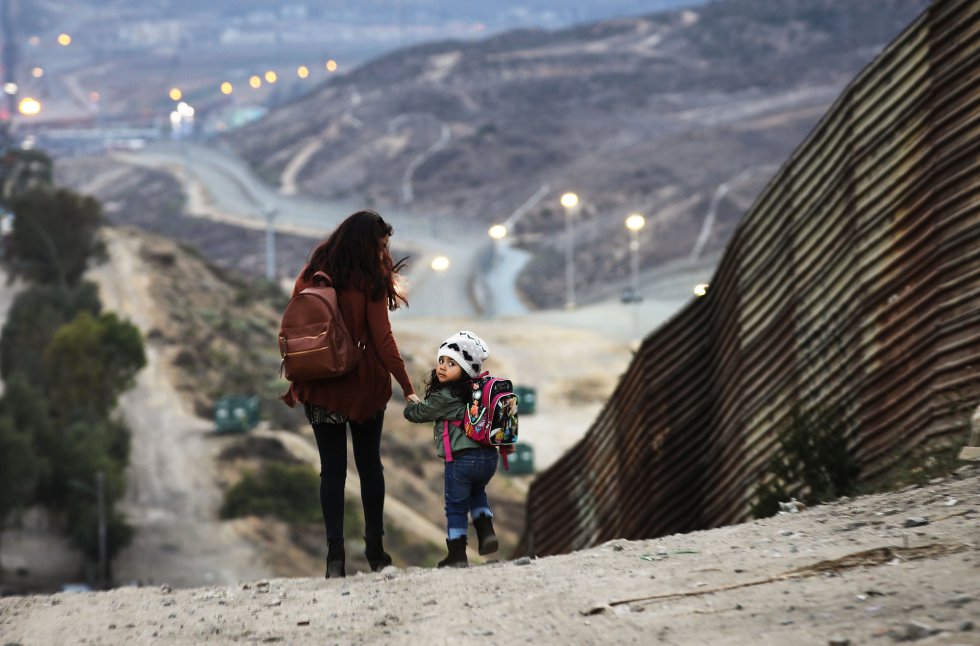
[223, 0, 929, 306]
[2, 467, 976, 644]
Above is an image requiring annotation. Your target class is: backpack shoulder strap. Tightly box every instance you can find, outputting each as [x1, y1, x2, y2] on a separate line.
[442, 420, 455, 463]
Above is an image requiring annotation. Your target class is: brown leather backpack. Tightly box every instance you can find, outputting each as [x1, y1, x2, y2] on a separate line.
[278, 271, 364, 381]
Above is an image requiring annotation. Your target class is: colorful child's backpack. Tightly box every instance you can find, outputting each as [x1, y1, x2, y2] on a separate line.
[442, 372, 519, 469]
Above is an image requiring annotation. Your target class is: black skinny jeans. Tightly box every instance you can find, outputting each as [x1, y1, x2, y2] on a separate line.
[312, 412, 386, 542]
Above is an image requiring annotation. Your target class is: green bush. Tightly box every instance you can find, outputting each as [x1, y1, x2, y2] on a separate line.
[751, 404, 860, 518]
[221, 462, 322, 523]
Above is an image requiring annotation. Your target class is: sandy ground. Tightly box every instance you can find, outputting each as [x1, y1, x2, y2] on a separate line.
[1, 466, 976, 645]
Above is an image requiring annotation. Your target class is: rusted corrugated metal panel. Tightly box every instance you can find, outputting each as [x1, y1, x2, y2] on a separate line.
[518, 0, 980, 557]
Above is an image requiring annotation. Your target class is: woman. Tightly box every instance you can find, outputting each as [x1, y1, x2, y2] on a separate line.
[282, 210, 420, 578]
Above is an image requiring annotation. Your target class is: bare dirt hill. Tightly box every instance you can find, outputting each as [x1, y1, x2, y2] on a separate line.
[224, 0, 930, 307]
[1, 466, 976, 645]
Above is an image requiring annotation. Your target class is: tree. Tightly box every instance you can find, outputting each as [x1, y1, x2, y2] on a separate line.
[0, 281, 102, 386]
[42, 311, 146, 424]
[0, 415, 39, 577]
[0, 149, 53, 201]
[8, 186, 106, 287]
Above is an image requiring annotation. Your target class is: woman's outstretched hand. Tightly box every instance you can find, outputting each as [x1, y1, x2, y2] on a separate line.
[406, 394, 421, 404]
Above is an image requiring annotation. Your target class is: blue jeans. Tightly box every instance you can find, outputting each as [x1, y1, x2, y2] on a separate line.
[444, 448, 498, 539]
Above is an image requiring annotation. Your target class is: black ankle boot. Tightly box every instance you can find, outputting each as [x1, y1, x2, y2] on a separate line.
[473, 515, 498, 555]
[364, 536, 392, 572]
[326, 538, 346, 579]
[437, 537, 469, 568]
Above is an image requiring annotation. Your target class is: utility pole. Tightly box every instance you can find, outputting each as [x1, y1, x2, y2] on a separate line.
[69, 471, 108, 589]
[96, 470, 106, 590]
[264, 204, 277, 281]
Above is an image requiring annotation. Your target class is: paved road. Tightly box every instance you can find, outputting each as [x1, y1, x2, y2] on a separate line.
[120, 139, 716, 331]
[120, 140, 524, 319]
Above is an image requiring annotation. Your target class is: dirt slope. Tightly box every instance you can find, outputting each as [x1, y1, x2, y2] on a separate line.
[1, 466, 976, 645]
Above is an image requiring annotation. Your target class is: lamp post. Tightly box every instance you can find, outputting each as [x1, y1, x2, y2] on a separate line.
[486, 225, 508, 318]
[560, 192, 579, 309]
[263, 204, 277, 281]
[625, 213, 646, 336]
[488, 224, 507, 265]
[625, 213, 646, 300]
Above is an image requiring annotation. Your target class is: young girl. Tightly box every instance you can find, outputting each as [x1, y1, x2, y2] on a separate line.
[403, 331, 499, 568]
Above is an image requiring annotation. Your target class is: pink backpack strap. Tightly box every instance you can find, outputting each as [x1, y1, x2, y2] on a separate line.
[442, 420, 454, 463]
[500, 448, 510, 471]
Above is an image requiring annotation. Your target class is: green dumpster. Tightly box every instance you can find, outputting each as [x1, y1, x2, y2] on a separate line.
[501, 443, 534, 475]
[514, 385, 536, 415]
[214, 395, 260, 433]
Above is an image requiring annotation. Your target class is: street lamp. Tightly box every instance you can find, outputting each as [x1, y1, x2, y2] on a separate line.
[625, 213, 646, 302]
[430, 255, 450, 272]
[488, 224, 507, 240]
[560, 192, 579, 309]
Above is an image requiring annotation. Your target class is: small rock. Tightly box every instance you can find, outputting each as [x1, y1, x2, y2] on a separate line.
[828, 638, 850, 646]
[160, 584, 173, 594]
[960, 620, 974, 631]
[902, 517, 929, 528]
[948, 594, 974, 607]
[513, 556, 532, 566]
[928, 477, 945, 485]
[888, 621, 937, 641]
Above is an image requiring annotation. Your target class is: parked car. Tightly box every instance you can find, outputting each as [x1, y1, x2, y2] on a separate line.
[621, 287, 643, 304]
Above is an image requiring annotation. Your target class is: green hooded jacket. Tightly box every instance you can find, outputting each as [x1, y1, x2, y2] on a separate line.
[403, 386, 483, 459]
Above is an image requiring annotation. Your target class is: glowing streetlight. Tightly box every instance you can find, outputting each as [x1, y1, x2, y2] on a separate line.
[169, 87, 182, 101]
[430, 255, 450, 272]
[560, 192, 579, 309]
[17, 97, 42, 115]
[297, 65, 310, 79]
[326, 59, 338, 72]
[57, 33, 72, 46]
[249, 75, 262, 89]
[220, 82, 233, 95]
[31, 67, 43, 78]
[264, 70, 277, 84]
[488, 224, 507, 240]
[694, 283, 709, 297]
[625, 213, 646, 305]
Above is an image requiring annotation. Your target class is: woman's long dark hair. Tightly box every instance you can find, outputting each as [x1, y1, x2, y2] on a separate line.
[424, 369, 471, 402]
[303, 210, 409, 310]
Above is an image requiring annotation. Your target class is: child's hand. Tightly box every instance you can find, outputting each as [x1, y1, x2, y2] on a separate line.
[406, 393, 421, 404]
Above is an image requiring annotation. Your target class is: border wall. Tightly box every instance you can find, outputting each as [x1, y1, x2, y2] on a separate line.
[519, 0, 980, 556]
